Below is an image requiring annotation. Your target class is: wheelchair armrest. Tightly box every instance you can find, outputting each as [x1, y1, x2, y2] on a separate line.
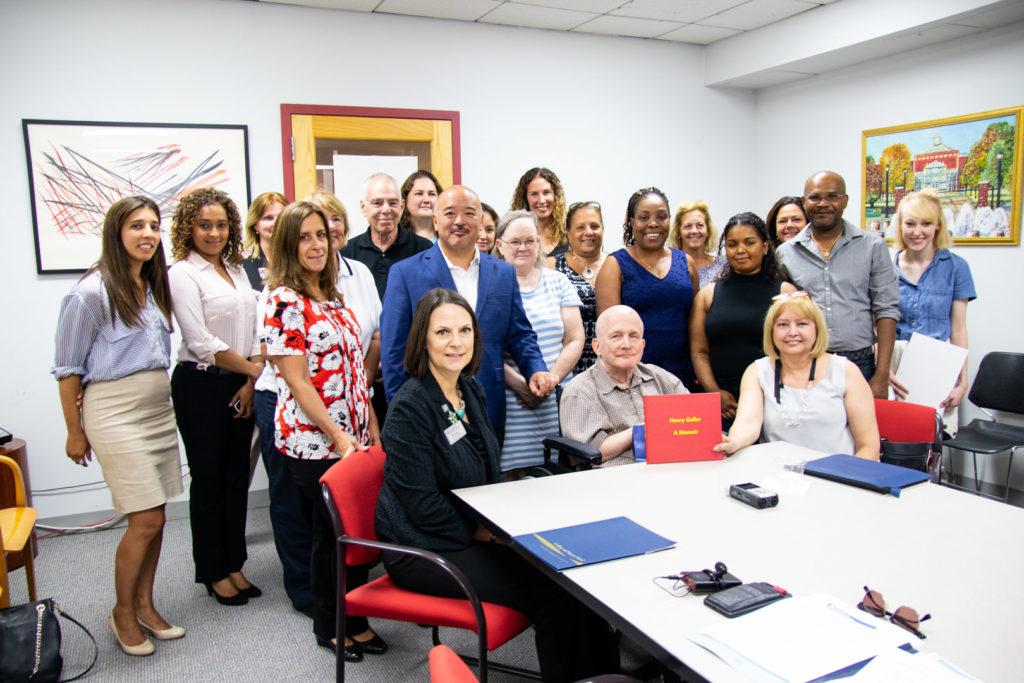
[542, 435, 602, 467]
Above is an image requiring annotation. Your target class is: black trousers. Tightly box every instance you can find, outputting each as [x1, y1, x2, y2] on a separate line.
[284, 456, 371, 641]
[255, 389, 313, 611]
[384, 542, 619, 683]
[170, 364, 254, 584]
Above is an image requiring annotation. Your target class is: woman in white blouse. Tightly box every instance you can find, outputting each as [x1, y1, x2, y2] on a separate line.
[168, 188, 263, 606]
[54, 196, 184, 655]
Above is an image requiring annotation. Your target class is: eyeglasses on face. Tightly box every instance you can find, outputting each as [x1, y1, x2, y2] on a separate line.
[804, 193, 847, 204]
[502, 239, 538, 250]
[771, 290, 811, 302]
[858, 586, 931, 639]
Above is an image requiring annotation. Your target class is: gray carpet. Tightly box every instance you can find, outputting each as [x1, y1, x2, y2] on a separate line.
[5, 506, 540, 682]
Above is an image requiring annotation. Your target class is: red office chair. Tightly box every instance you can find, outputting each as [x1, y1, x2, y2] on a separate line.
[873, 399, 942, 476]
[319, 445, 534, 683]
[429, 644, 643, 683]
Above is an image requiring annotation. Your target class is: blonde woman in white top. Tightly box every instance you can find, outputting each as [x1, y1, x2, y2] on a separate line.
[168, 188, 263, 606]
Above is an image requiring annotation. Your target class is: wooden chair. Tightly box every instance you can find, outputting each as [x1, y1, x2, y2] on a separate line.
[0, 454, 38, 607]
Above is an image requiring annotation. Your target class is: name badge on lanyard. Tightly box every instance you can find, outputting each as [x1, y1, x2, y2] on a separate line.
[444, 420, 467, 445]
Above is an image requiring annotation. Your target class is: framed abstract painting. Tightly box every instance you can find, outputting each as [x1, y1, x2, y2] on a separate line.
[23, 119, 250, 273]
[862, 107, 1021, 246]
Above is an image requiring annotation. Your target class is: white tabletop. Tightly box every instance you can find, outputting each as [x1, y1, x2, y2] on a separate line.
[454, 442, 1024, 682]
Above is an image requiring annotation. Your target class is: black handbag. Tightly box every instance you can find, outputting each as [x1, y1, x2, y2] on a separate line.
[0, 598, 97, 683]
[879, 438, 931, 473]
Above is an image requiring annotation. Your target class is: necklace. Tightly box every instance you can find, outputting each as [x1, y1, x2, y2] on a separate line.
[633, 247, 667, 278]
[441, 387, 466, 424]
[813, 231, 842, 260]
[774, 358, 817, 427]
[570, 251, 604, 280]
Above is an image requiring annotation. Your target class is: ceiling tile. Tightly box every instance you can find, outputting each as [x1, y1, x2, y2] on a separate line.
[479, 3, 599, 31]
[262, 0, 379, 10]
[573, 14, 685, 39]
[376, 0, 501, 21]
[657, 23, 741, 44]
[611, 0, 742, 23]
[705, 0, 819, 31]
[514, 0, 623, 12]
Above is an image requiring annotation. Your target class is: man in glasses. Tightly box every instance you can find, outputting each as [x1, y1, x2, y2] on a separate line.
[776, 170, 899, 399]
[560, 305, 688, 467]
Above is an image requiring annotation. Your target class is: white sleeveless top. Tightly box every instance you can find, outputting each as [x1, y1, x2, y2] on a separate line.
[755, 354, 855, 455]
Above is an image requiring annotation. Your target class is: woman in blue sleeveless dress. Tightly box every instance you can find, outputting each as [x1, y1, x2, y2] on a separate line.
[595, 187, 699, 390]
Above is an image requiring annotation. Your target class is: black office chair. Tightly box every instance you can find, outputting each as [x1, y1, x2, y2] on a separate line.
[942, 352, 1024, 502]
[526, 385, 602, 477]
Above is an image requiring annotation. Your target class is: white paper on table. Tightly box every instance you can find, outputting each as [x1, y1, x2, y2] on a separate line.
[688, 594, 914, 683]
[893, 333, 968, 410]
[852, 648, 979, 682]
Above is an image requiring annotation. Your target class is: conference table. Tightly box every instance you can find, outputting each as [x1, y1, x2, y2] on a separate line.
[454, 442, 1024, 682]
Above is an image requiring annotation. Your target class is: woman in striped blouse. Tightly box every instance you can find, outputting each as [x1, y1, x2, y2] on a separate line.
[493, 210, 583, 475]
[54, 196, 184, 656]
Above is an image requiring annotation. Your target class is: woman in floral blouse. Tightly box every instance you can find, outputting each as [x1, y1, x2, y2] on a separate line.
[263, 201, 384, 662]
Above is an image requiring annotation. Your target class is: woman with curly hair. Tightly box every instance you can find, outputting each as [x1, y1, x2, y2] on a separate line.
[54, 196, 183, 655]
[668, 199, 726, 288]
[509, 167, 568, 260]
[168, 187, 263, 606]
[595, 187, 699, 389]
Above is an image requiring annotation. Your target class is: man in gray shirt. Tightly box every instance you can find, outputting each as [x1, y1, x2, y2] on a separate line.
[776, 170, 900, 399]
[560, 305, 687, 466]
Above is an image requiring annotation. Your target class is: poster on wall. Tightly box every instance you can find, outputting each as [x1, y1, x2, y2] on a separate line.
[23, 119, 251, 273]
[862, 106, 1021, 246]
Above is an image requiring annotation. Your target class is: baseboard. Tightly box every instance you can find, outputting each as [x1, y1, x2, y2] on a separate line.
[38, 488, 271, 530]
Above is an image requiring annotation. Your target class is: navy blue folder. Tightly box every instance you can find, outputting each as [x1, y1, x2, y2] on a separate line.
[513, 516, 675, 571]
[804, 454, 931, 496]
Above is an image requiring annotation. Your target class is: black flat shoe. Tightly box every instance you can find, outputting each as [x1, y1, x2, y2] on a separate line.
[352, 633, 388, 655]
[203, 582, 248, 606]
[316, 636, 363, 662]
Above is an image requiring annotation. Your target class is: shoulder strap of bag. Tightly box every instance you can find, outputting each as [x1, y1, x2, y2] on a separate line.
[56, 607, 98, 682]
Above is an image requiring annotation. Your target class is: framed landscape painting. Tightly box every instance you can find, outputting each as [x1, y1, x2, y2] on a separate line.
[23, 119, 250, 273]
[862, 107, 1021, 246]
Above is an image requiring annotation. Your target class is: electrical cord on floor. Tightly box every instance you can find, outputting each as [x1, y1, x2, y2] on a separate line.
[32, 468, 192, 538]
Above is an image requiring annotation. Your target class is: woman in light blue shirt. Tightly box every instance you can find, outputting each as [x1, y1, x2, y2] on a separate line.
[54, 196, 185, 655]
[889, 189, 977, 413]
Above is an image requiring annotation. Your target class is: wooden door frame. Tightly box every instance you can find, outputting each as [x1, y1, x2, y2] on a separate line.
[280, 103, 461, 201]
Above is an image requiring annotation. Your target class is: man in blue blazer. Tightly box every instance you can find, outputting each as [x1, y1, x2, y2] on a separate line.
[381, 185, 554, 430]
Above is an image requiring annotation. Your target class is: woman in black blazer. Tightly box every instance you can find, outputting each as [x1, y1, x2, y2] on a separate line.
[376, 288, 618, 683]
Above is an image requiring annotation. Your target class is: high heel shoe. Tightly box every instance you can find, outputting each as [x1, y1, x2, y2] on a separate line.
[204, 581, 248, 606]
[138, 617, 186, 641]
[109, 612, 154, 656]
[239, 583, 262, 599]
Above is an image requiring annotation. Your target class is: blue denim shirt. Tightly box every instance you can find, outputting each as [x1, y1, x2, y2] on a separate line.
[895, 249, 976, 341]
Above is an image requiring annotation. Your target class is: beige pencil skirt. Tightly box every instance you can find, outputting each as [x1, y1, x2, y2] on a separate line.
[82, 369, 183, 514]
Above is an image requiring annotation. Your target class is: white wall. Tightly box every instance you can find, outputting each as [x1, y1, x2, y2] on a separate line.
[754, 21, 1024, 488]
[0, 0, 756, 518]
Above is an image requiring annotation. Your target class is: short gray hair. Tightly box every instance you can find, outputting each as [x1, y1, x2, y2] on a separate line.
[495, 210, 544, 269]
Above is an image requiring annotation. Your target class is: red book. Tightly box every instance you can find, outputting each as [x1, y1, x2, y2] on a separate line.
[642, 393, 723, 463]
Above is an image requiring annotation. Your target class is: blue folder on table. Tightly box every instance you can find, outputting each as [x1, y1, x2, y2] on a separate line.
[514, 516, 675, 571]
[804, 454, 931, 497]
